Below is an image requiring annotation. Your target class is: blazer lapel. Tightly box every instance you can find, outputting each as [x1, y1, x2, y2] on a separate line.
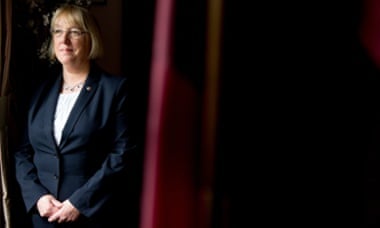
[28, 76, 62, 151]
[58, 72, 99, 149]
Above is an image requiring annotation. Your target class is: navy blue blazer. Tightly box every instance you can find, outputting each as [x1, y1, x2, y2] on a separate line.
[14, 64, 136, 220]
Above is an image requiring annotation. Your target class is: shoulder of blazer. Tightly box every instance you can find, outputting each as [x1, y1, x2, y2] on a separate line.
[89, 63, 127, 86]
[28, 73, 60, 107]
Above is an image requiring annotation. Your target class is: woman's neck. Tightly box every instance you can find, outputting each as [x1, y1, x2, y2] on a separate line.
[62, 63, 90, 84]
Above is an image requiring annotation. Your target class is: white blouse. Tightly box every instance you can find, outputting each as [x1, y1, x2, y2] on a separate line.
[54, 91, 81, 145]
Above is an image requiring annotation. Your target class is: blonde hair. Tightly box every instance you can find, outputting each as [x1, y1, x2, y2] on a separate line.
[48, 4, 103, 61]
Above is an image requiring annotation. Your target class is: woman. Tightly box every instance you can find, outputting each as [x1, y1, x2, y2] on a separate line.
[14, 4, 136, 227]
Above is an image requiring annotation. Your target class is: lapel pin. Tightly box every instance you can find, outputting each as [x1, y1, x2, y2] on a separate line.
[86, 86, 91, 91]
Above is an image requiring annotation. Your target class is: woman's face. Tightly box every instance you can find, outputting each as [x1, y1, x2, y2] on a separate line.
[52, 17, 91, 67]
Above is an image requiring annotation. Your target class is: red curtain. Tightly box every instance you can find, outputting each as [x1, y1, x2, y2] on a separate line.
[139, 0, 223, 227]
[139, 0, 198, 227]
[360, 0, 380, 66]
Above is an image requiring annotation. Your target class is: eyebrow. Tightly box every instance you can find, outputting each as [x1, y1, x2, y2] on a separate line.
[53, 26, 82, 29]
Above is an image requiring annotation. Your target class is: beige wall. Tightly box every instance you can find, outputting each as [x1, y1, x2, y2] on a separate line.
[90, 1, 122, 75]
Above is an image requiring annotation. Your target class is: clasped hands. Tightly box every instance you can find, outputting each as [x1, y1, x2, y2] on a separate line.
[36, 194, 80, 223]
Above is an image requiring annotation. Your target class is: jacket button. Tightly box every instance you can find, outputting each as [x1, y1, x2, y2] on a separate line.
[53, 175, 58, 179]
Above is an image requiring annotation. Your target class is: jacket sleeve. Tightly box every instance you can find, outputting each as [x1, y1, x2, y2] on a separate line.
[13, 102, 51, 213]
